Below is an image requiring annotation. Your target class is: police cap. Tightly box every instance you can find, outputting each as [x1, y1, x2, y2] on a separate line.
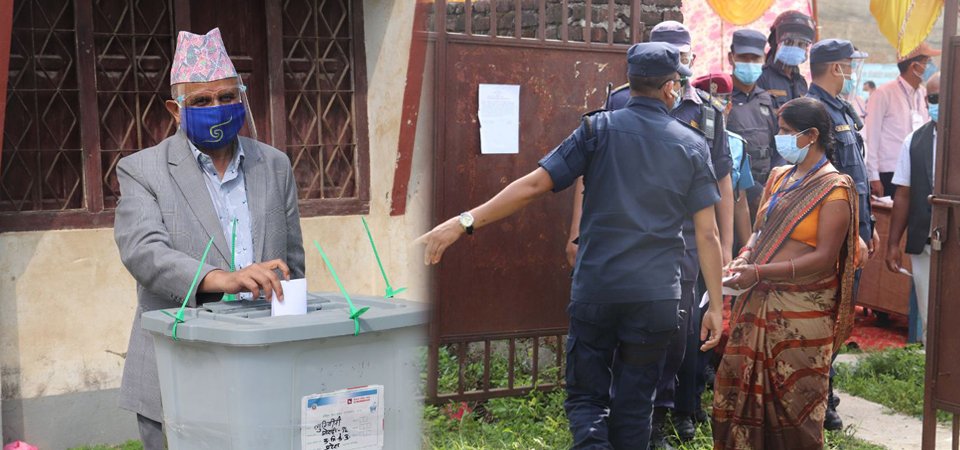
[627, 42, 692, 78]
[650, 20, 691, 53]
[809, 39, 868, 64]
[732, 29, 766, 56]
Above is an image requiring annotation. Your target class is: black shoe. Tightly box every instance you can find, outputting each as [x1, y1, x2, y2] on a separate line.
[693, 407, 709, 424]
[704, 365, 716, 391]
[649, 408, 677, 450]
[673, 413, 696, 442]
[648, 434, 677, 450]
[828, 393, 841, 409]
[824, 407, 843, 431]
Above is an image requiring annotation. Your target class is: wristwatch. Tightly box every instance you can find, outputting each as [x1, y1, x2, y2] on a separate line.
[458, 212, 475, 235]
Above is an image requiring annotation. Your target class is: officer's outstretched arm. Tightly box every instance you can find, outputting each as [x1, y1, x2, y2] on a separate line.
[417, 168, 555, 265]
[693, 204, 724, 351]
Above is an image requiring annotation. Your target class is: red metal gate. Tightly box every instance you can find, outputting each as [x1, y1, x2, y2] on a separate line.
[424, 0, 647, 403]
[923, 1, 960, 447]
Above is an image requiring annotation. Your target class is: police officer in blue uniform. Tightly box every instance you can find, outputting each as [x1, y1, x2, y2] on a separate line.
[418, 42, 726, 450]
[597, 23, 734, 449]
[805, 38, 879, 432]
[600, 23, 734, 449]
[726, 29, 781, 220]
[757, 11, 815, 110]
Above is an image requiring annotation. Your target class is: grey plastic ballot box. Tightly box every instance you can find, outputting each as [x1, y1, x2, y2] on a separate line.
[141, 292, 427, 450]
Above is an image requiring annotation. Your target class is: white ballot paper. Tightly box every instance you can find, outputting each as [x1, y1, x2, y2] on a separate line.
[271, 278, 307, 317]
[478, 84, 520, 154]
[699, 275, 748, 308]
[302, 385, 384, 450]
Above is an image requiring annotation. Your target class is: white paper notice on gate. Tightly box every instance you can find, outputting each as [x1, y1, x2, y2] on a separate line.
[478, 83, 520, 154]
[301, 385, 384, 450]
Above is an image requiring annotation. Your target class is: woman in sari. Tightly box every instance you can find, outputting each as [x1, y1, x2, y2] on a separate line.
[712, 97, 859, 449]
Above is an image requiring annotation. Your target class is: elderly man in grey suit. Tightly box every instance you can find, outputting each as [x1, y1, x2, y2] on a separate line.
[113, 28, 305, 449]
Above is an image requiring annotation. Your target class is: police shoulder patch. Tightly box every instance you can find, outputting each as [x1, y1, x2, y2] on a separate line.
[676, 117, 706, 135]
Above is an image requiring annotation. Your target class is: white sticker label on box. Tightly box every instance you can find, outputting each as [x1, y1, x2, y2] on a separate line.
[302, 385, 384, 450]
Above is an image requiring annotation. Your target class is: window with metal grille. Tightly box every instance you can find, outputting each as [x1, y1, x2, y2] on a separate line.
[0, 0, 370, 232]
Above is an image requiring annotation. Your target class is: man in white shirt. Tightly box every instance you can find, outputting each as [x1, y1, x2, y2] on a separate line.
[886, 72, 939, 345]
[864, 42, 940, 197]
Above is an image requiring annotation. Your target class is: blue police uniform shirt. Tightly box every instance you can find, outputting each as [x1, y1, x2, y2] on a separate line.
[727, 131, 756, 192]
[757, 63, 809, 110]
[606, 84, 630, 110]
[806, 83, 873, 240]
[607, 84, 727, 281]
[539, 96, 720, 302]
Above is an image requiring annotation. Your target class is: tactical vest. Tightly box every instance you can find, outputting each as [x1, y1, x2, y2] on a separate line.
[726, 90, 778, 184]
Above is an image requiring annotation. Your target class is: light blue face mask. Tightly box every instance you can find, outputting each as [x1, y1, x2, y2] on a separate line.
[929, 103, 939, 122]
[920, 61, 938, 82]
[841, 77, 856, 96]
[775, 45, 807, 66]
[774, 128, 812, 164]
[733, 62, 763, 84]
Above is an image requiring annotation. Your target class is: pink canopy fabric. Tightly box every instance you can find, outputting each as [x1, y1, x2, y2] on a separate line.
[683, 0, 814, 76]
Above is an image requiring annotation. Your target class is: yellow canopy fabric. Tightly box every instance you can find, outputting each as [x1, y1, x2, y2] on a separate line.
[870, 0, 944, 58]
[706, 0, 777, 25]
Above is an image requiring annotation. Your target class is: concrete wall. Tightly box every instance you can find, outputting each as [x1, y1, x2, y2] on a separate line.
[0, 0, 433, 448]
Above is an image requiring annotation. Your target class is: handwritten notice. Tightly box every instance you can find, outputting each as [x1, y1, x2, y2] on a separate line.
[302, 385, 384, 450]
[478, 84, 520, 154]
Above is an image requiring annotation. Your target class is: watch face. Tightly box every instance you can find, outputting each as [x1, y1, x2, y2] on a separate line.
[459, 213, 474, 227]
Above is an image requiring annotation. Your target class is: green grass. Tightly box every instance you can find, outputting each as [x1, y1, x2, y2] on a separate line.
[835, 345, 947, 422]
[423, 376, 884, 450]
[67, 441, 143, 450]
[423, 388, 884, 449]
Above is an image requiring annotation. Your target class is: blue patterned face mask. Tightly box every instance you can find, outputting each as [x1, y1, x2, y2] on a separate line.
[775, 45, 807, 66]
[180, 103, 246, 150]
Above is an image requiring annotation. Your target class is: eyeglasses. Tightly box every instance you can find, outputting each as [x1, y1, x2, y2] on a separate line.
[927, 93, 939, 105]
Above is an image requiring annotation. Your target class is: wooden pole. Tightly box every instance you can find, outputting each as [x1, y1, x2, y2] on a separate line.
[923, 1, 957, 449]
[390, 1, 430, 216]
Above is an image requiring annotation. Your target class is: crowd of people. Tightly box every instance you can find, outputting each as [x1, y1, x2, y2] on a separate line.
[417, 10, 941, 450]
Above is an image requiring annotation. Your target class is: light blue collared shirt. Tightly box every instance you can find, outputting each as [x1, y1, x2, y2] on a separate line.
[190, 140, 255, 300]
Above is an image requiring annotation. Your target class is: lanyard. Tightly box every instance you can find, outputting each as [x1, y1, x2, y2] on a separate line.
[897, 78, 921, 112]
[765, 155, 829, 223]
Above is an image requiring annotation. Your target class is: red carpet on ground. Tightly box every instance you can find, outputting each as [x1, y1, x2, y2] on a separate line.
[844, 306, 908, 351]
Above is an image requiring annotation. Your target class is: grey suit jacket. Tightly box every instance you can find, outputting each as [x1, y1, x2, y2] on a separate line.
[114, 131, 305, 421]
